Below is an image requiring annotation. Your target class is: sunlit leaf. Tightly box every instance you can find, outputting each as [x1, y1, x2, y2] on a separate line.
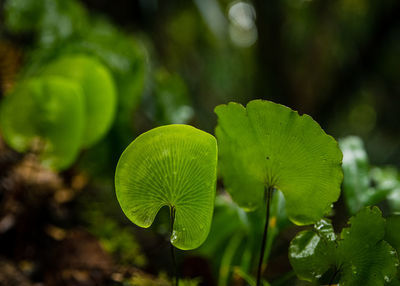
[0, 76, 84, 170]
[115, 124, 217, 250]
[215, 100, 343, 225]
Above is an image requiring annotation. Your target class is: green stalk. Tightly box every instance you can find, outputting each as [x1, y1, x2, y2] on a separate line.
[256, 186, 273, 286]
[170, 206, 179, 286]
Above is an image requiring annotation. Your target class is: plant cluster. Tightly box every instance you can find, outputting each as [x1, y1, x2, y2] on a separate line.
[115, 99, 400, 285]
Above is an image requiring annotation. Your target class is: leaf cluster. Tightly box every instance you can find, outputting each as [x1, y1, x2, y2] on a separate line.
[289, 206, 400, 285]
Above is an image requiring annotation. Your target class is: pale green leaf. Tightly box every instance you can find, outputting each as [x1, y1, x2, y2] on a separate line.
[115, 124, 217, 250]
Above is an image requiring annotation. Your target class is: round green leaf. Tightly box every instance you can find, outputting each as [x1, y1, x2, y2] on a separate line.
[0, 76, 84, 170]
[215, 100, 343, 225]
[115, 124, 218, 250]
[41, 55, 116, 148]
[289, 219, 336, 282]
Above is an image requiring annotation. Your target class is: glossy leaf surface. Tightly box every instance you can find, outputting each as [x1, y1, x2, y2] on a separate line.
[289, 219, 336, 282]
[115, 125, 217, 250]
[0, 76, 84, 170]
[215, 100, 343, 225]
[289, 207, 399, 285]
[42, 55, 116, 148]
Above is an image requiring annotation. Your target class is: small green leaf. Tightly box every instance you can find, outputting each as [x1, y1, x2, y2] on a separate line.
[115, 124, 217, 250]
[215, 100, 343, 225]
[0, 76, 84, 170]
[41, 55, 116, 148]
[289, 219, 337, 282]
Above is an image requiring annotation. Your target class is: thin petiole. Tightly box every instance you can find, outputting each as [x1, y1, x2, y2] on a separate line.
[170, 206, 179, 286]
[256, 186, 273, 286]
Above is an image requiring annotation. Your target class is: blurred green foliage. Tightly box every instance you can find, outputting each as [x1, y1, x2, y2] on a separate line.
[340, 136, 400, 215]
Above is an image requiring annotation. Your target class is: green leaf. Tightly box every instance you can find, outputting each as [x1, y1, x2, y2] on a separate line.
[215, 100, 343, 225]
[0, 76, 84, 170]
[41, 55, 116, 148]
[289, 219, 337, 282]
[115, 124, 217, 250]
[289, 207, 399, 285]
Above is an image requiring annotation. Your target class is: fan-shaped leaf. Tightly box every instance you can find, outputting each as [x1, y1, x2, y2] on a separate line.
[115, 124, 217, 250]
[215, 100, 343, 225]
[42, 55, 116, 148]
[0, 76, 84, 170]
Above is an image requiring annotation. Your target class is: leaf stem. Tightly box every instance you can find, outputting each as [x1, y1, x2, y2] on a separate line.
[256, 186, 273, 286]
[329, 267, 340, 286]
[170, 206, 179, 286]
